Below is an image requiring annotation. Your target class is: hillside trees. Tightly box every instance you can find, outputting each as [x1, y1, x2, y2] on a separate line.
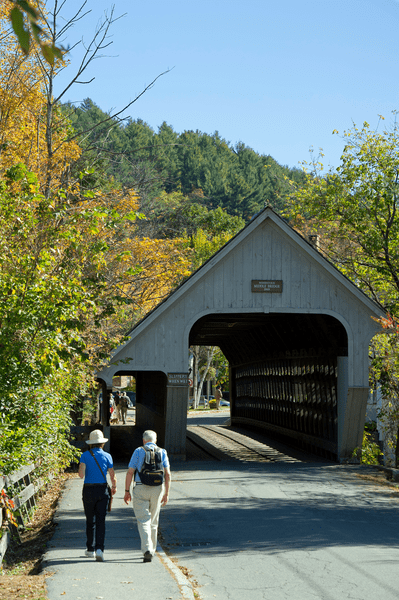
[0, 5, 81, 187]
[68, 100, 306, 220]
[285, 120, 399, 464]
[135, 189, 245, 271]
[286, 121, 399, 308]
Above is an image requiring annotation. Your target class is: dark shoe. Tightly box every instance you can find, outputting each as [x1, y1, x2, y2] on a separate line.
[143, 551, 152, 563]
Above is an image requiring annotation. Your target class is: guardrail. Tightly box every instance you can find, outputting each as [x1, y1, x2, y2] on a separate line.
[0, 474, 10, 570]
[0, 464, 51, 569]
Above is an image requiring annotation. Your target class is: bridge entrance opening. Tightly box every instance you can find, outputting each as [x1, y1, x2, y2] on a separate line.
[190, 312, 348, 460]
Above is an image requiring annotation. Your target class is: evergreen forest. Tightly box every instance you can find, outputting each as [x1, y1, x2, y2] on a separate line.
[66, 98, 306, 223]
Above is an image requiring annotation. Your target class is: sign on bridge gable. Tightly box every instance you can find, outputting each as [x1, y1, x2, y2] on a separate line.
[251, 280, 283, 293]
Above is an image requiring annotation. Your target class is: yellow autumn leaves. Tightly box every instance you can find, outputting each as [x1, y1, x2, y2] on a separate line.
[0, 4, 192, 340]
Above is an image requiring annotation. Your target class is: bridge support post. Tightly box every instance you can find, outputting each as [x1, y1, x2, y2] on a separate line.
[339, 388, 369, 462]
[337, 356, 368, 461]
[100, 384, 111, 428]
[165, 384, 188, 461]
[135, 371, 167, 441]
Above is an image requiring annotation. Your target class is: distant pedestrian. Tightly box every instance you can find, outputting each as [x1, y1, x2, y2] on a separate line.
[78, 430, 117, 562]
[215, 386, 223, 410]
[124, 430, 171, 562]
[109, 393, 115, 416]
[109, 394, 118, 424]
[120, 392, 129, 424]
[114, 392, 121, 422]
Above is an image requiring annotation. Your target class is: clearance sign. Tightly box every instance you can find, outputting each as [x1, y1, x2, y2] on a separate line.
[167, 373, 188, 386]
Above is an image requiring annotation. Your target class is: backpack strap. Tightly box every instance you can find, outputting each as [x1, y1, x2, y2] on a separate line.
[142, 445, 158, 465]
[89, 449, 107, 484]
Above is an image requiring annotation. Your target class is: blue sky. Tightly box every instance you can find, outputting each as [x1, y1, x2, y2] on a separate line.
[53, 0, 399, 170]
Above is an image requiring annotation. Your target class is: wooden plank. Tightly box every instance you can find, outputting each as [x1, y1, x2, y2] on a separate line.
[13, 483, 35, 510]
[213, 264, 224, 310]
[232, 416, 338, 454]
[242, 238, 253, 308]
[5, 464, 34, 486]
[186, 428, 228, 461]
[0, 530, 10, 567]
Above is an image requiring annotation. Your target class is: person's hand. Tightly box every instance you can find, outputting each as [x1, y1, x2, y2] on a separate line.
[161, 493, 169, 507]
[111, 486, 117, 496]
[124, 491, 131, 505]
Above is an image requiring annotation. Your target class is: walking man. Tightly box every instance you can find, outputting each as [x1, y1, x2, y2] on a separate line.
[215, 385, 223, 410]
[124, 430, 171, 562]
[120, 392, 129, 424]
[114, 392, 121, 422]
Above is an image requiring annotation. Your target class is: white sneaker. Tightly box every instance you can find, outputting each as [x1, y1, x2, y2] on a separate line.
[85, 550, 95, 558]
[95, 549, 104, 562]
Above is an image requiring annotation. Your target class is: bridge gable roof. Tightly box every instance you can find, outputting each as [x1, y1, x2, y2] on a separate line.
[127, 206, 382, 338]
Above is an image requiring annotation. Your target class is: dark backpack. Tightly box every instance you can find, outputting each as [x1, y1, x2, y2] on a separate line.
[138, 446, 164, 486]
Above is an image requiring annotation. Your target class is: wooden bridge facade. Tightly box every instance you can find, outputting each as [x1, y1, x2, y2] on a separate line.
[96, 208, 384, 461]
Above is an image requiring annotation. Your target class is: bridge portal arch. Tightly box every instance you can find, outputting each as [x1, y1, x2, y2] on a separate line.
[189, 312, 349, 459]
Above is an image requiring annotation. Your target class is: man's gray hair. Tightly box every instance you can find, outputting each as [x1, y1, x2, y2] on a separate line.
[142, 430, 157, 443]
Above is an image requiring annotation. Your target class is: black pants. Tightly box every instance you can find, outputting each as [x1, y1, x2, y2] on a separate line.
[82, 484, 109, 552]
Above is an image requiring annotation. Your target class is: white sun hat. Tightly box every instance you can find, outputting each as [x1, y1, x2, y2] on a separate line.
[86, 429, 108, 444]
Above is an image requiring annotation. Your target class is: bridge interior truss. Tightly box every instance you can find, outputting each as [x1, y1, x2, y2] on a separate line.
[190, 312, 348, 460]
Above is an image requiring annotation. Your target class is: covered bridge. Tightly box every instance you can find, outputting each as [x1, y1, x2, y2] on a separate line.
[96, 207, 384, 461]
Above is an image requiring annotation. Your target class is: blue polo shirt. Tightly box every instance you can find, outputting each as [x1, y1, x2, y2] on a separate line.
[80, 447, 113, 484]
[128, 443, 169, 483]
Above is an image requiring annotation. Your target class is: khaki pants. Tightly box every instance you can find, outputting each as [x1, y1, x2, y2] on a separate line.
[133, 483, 164, 555]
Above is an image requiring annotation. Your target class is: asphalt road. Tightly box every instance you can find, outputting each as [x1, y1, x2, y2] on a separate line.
[160, 459, 399, 600]
[44, 414, 399, 600]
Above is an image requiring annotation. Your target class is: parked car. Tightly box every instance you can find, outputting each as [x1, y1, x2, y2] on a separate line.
[220, 399, 230, 407]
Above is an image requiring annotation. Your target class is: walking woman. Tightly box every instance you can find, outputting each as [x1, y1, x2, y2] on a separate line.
[78, 429, 117, 561]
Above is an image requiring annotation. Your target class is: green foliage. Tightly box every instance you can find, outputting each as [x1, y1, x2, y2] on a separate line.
[286, 119, 399, 465]
[286, 119, 399, 310]
[145, 189, 244, 237]
[0, 164, 137, 475]
[136, 189, 245, 270]
[212, 347, 229, 389]
[369, 317, 399, 465]
[353, 430, 383, 465]
[8, 0, 64, 64]
[185, 228, 233, 270]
